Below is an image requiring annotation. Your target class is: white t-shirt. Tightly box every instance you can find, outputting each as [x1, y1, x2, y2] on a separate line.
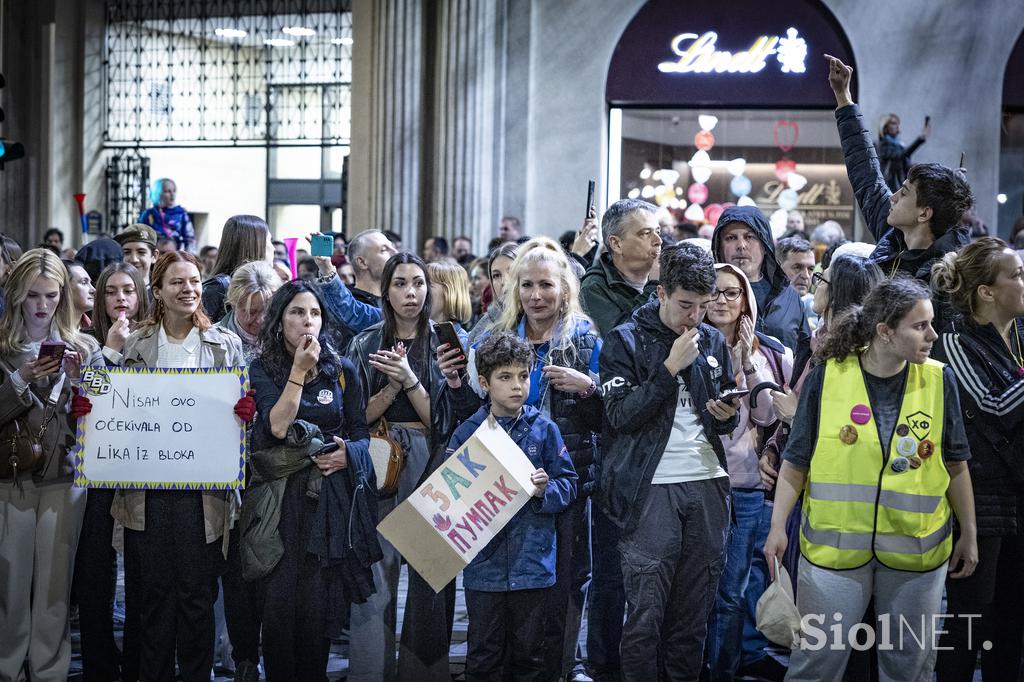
[651, 377, 728, 484]
[157, 326, 202, 368]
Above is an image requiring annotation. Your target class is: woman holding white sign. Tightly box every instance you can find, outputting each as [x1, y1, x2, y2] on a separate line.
[110, 251, 252, 682]
[247, 278, 376, 680]
[0, 248, 101, 682]
[348, 252, 480, 681]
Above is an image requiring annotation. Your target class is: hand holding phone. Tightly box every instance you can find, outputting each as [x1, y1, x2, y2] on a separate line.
[585, 180, 596, 220]
[434, 321, 465, 358]
[38, 340, 67, 364]
[719, 389, 750, 405]
[311, 234, 334, 257]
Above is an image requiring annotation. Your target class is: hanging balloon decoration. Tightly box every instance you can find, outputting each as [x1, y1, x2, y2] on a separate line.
[704, 203, 725, 225]
[730, 175, 752, 198]
[687, 183, 709, 205]
[777, 188, 800, 211]
[773, 120, 799, 186]
[684, 202, 706, 223]
[694, 130, 715, 151]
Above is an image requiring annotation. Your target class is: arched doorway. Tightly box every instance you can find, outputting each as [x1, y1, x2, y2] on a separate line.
[605, 0, 862, 239]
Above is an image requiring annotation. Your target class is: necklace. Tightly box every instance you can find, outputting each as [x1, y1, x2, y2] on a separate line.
[888, 254, 902, 278]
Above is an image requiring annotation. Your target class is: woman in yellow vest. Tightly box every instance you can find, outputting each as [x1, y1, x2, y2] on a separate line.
[764, 277, 977, 681]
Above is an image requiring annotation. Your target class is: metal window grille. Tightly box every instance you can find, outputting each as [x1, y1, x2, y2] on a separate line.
[105, 0, 352, 146]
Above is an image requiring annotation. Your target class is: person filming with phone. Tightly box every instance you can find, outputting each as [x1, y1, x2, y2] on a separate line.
[0, 248, 102, 681]
[704, 263, 793, 680]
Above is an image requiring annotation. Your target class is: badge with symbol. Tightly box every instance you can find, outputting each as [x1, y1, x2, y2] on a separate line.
[917, 440, 935, 459]
[890, 456, 910, 473]
[908, 455, 923, 469]
[896, 436, 918, 457]
[317, 389, 334, 405]
[839, 425, 858, 444]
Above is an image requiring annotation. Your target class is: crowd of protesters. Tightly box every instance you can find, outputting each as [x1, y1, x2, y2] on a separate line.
[2, 53, 1024, 682]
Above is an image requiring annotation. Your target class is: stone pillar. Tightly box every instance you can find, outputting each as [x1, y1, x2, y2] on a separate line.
[349, 0, 425, 247]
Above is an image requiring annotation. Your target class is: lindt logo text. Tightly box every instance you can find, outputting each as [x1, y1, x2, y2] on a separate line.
[658, 28, 807, 75]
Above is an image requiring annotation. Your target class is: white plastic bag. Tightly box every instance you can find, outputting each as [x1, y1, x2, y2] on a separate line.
[755, 556, 802, 648]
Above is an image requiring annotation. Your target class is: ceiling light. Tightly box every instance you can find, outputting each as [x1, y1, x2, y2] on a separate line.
[264, 38, 296, 47]
[282, 26, 316, 37]
[331, 37, 354, 46]
[997, 193, 1008, 204]
[214, 28, 247, 39]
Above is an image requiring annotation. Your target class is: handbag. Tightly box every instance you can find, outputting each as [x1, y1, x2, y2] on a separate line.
[0, 373, 65, 481]
[755, 556, 802, 648]
[368, 417, 405, 498]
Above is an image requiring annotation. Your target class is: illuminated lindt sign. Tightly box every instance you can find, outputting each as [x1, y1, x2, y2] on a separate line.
[658, 27, 807, 75]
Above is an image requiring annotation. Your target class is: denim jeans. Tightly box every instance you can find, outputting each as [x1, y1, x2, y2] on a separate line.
[708, 489, 767, 680]
[740, 496, 774, 666]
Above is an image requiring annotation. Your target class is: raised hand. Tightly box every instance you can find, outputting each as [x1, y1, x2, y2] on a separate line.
[824, 53, 854, 107]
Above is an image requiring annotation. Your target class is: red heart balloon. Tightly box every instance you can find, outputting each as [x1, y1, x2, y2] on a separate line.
[773, 120, 799, 153]
[774, 158, 797, 182]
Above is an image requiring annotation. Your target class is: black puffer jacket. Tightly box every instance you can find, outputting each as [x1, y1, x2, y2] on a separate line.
[597, 302, 738, 532]
[711, 206, 809, 354]
[935, 316, 1024, 536]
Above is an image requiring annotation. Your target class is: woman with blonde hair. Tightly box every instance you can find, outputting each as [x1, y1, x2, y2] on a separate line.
[931, 237, 1024, 679]
[0, 248, 101, 681]
[474, 236, 603, 678]
[217, 260, 283, 360]
[427, 260, 472, 329]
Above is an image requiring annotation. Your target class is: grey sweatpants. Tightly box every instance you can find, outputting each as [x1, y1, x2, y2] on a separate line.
[786, 556, 947, 682]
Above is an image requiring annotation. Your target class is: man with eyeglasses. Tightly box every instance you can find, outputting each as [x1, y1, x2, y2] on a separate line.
[711, 206, 810, 356]
[598, 243, 739, 680]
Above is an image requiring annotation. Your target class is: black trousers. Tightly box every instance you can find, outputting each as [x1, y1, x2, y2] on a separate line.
[543, 494, 591, 679]
[124, 491, 220, 682]
[219, 525, 262, 666]
[618, 477, 731, 682]
[397, 567, 457, 680]
[937, 533, 1024, 681]
[465, 587, 549, 681]
[73, 488, 141, 682]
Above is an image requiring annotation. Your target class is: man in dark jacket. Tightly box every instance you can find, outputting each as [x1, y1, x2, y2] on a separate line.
[711, 205, 810, 355]
[580, 199, 662, 335]
[826, 54, 973, 333]
[598, 243, 739, 681]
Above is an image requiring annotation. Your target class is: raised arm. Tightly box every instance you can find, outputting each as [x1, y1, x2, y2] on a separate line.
[825, 54, 893, 242]
[315, 257, 383, 334]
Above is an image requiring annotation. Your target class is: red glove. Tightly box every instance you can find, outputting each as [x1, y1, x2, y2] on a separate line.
[234, 389, 257, 423]
[70, 386, 93, 418]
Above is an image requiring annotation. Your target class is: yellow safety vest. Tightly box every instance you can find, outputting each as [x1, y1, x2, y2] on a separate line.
[800, 356, 951, 572]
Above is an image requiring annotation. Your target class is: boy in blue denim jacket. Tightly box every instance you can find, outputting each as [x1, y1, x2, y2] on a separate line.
[446, 331, 577, 679]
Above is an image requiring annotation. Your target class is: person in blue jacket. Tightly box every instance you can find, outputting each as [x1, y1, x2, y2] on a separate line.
[448, 331, 577, 681]
[139, 178, 195, 253]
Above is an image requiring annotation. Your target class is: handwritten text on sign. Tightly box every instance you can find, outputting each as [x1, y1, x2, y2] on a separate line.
[378, 417, 538, 592]
[73, 366, 248, 489]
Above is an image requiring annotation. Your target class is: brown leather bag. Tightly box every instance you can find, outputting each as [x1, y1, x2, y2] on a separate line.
[368, 418, 405, 498]
[0, 420, 45, 480]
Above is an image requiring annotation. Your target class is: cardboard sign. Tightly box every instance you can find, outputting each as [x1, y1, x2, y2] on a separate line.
[73, 366, 248, 489]
[378, 416, 538, 592]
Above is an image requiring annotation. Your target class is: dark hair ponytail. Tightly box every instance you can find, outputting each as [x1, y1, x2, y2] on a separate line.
[815, 278, 931, 363]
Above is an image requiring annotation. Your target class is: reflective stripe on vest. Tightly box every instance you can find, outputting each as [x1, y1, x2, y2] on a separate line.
[800, 356, 951, 572]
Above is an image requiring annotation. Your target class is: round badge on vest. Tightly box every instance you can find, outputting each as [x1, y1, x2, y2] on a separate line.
[850, 404, 872, 425]
[707, 356, 719, 368]
[918, 440, 935, 459]
[896, 436, 918, 457]
[890, 456, 910, 473]
[839, 425, 858, 444]
[896, 424, 910, 437]
[908, 455, 923, 469]
[317, 389, 334, 405]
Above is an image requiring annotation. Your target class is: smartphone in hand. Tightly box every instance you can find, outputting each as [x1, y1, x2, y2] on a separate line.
[311, 234, 333, 257]
[719, 389, 750, 405]
[38, 340, 67, 364]
[585, 180, 596, 219]
[434, 321, 465, 357]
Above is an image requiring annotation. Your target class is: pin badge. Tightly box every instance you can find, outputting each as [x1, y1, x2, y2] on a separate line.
[850, 404, 872, 425]
[890, 456, 910, 473]
[839, 425, 858, 444]
[896, 437, 918, 457]
[908, 455, 923, 469]
[707, 356, 719, 368]
[917, 440, 935, 459]
[317, 389, 334, 405]
[896, 424, 910, 437]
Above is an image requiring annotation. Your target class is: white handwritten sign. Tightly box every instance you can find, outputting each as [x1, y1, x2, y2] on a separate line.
[377, 416, 538, 592]
[73, 366, 248, 490]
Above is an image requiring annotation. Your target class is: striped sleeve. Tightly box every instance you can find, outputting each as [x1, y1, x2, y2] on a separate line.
[941, 331, 1024, 418]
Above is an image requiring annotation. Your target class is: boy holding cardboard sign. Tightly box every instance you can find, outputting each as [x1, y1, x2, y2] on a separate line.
[447, 331, 577, 679]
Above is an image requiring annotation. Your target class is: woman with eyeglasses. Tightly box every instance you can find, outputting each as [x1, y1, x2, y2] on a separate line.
[764, 277, 976, 681]
[471, 237, 602, 680]
[704, 264, 793, 680]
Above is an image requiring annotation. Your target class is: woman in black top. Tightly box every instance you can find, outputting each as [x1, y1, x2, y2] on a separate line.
[932, 237, 1024, 680]
[202, 215, 274, 323]
[248, 280, 373, 680]
[347, 253, 479, 681]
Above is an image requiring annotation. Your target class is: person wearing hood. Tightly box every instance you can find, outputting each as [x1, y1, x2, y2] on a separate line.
[825, 54, 974, 335]
[705, 264, 793, 681]
[711, 205, 810, 356]
[598, 243, 739, 681]
[580, 199, 662, 336]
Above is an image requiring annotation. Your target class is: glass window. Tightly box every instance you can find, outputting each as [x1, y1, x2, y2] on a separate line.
[268, 204, 321, 244]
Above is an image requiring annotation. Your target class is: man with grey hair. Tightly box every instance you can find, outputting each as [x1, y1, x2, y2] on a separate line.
[580, 199, 663, 336]
[579, 198, 661, 681]
[347, 229, 397, 307]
